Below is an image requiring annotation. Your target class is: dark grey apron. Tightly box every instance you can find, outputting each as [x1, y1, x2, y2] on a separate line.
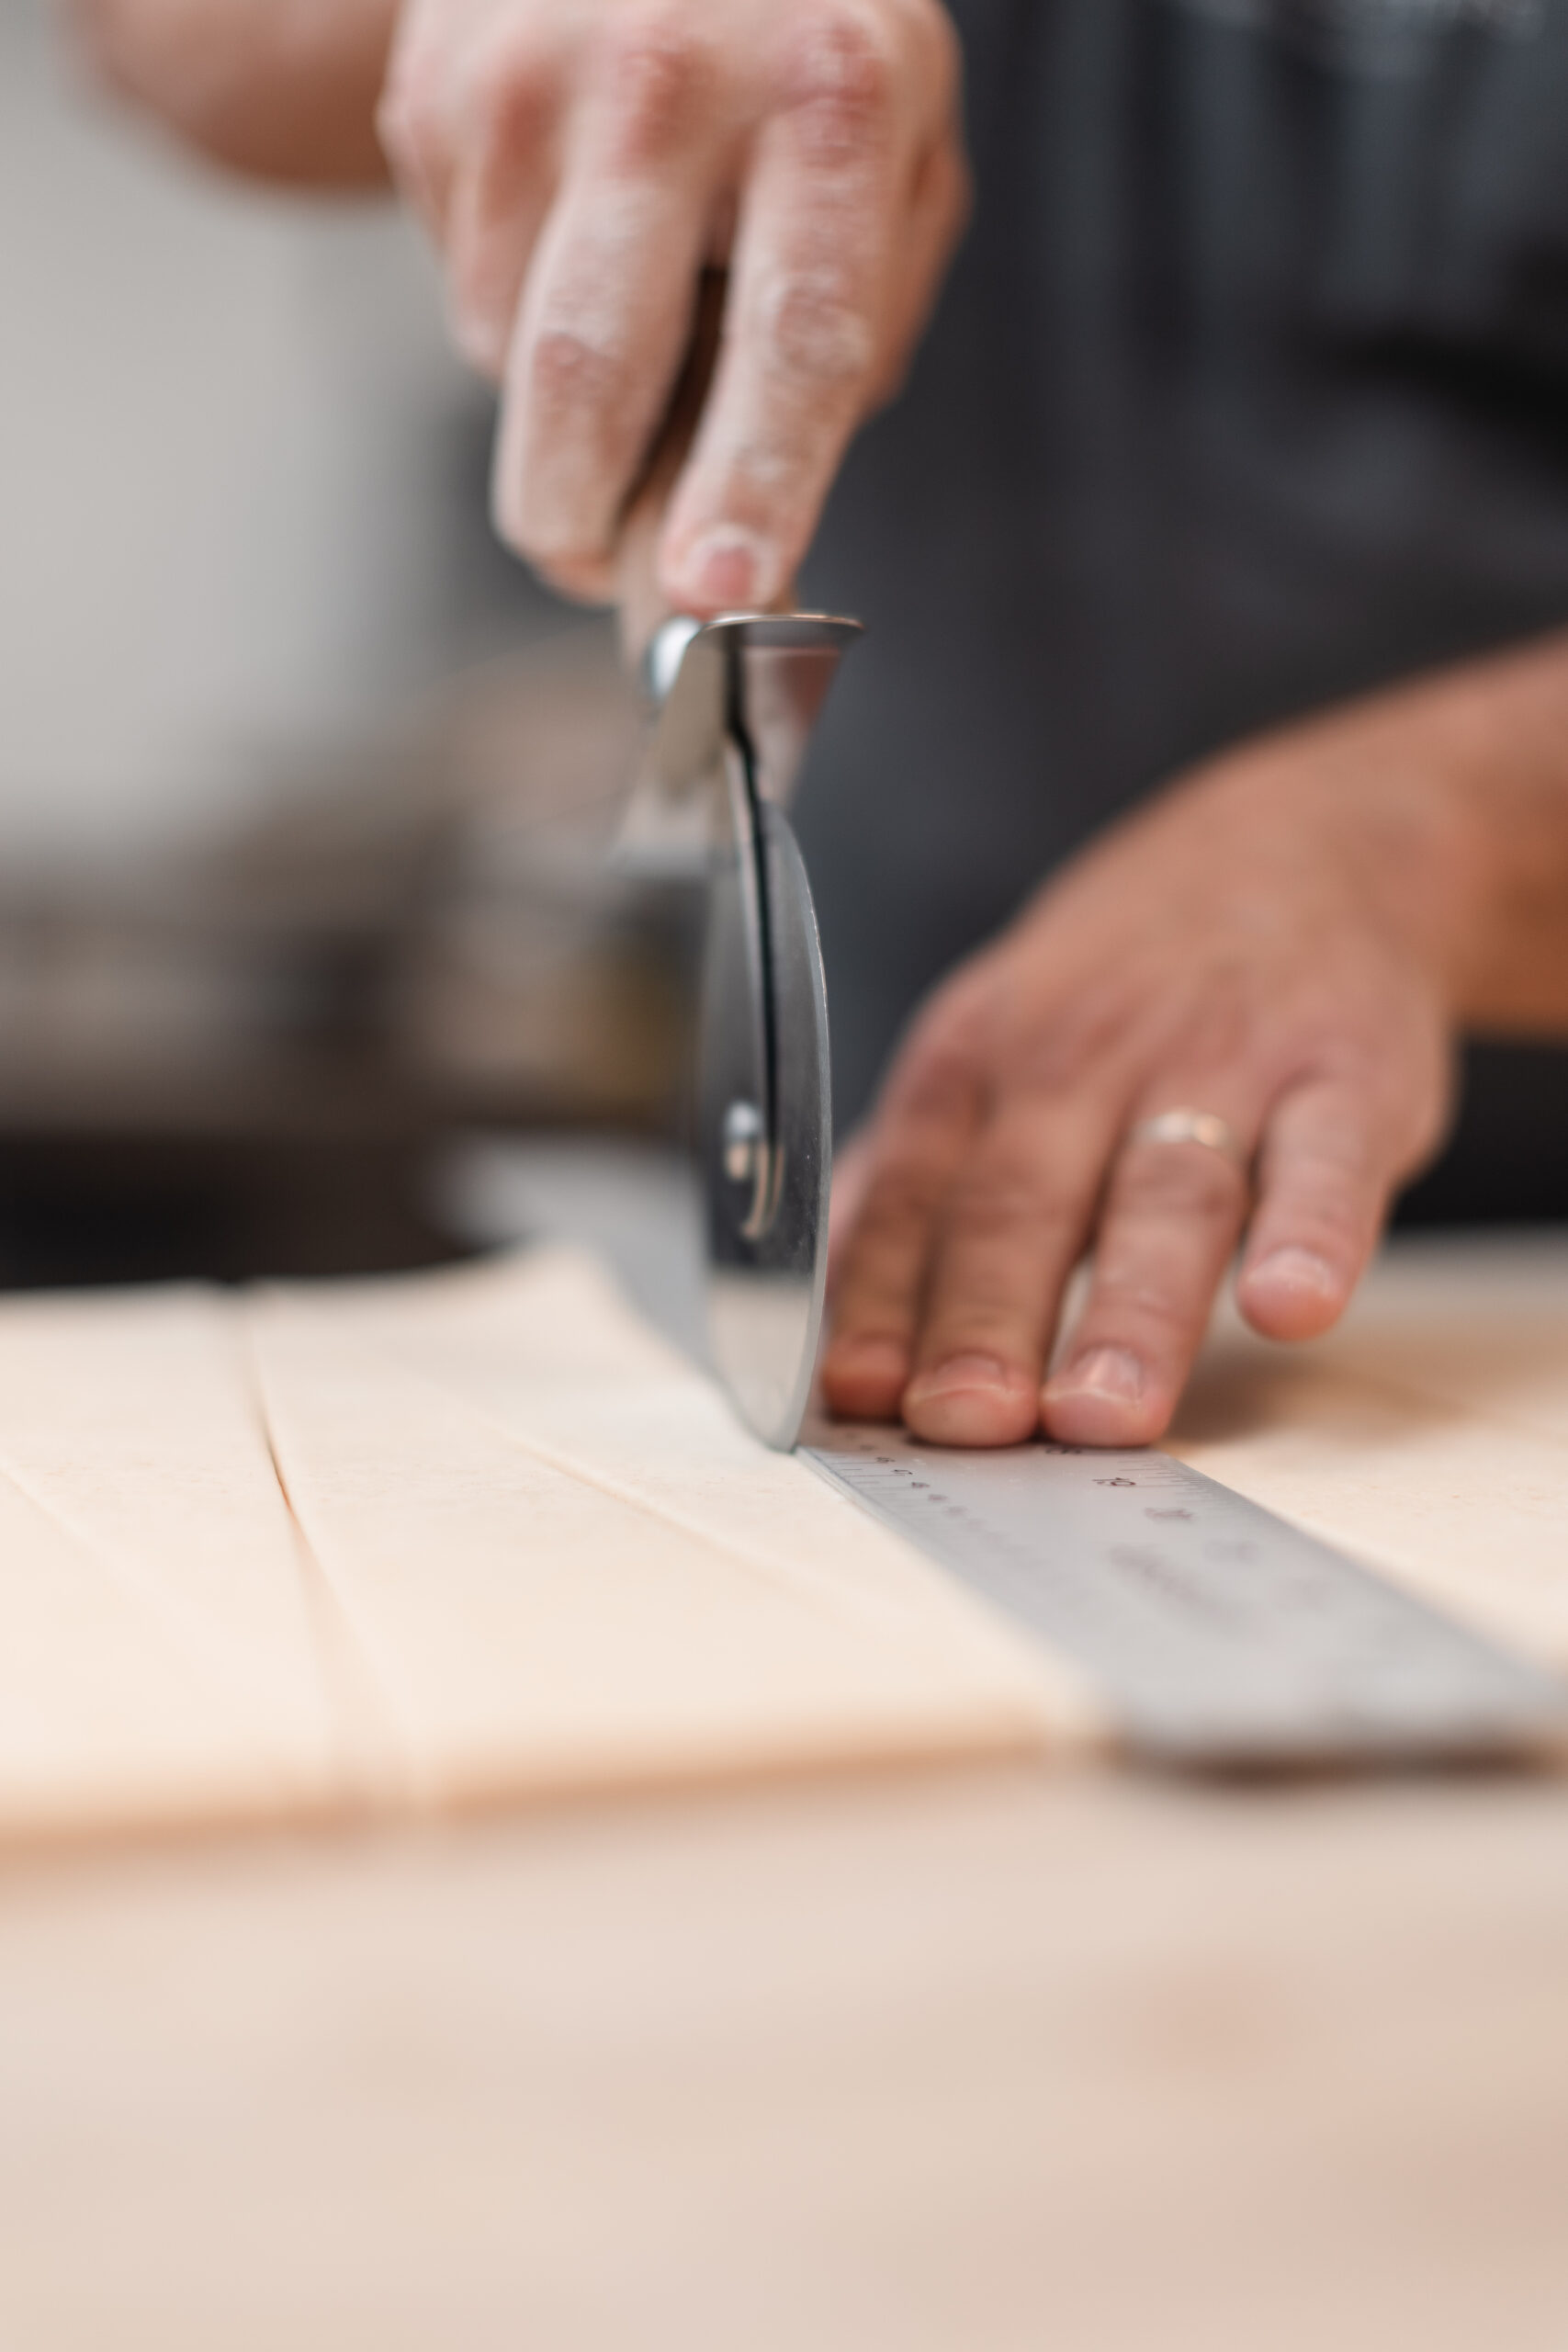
[794, 0, 1568, 1218]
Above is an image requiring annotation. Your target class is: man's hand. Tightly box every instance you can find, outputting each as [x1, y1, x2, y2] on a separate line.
[378, 0, 967, 612]
[823, 635, 1568, 1448]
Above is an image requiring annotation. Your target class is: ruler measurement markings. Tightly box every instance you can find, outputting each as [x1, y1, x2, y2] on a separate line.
[800, 1421, 1568, 1765]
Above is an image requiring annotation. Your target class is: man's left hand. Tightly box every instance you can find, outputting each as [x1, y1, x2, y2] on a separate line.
[820, 670, 1500, 1447]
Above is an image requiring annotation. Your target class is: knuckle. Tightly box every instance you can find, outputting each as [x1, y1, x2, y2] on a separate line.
[886, 1029, 983, 1125]
[1111, 1145, 1241, 1225]
[1011, 978, 1141, 1102]
[596, 8, 717, 165]
[757, 264, 876, 386]
[1278, 1163, 1375, 1244]
[857, 1158, 950, 1246]
[525, 322, 625, 414]
[905, 968, 998, 1063]
[945, 1163, 1077, 1246]
[1089, 1265, 1199, 1343]
[507, 311, 639, 564]
[1258, 1119, 1373, 1206]
[1172, 989, 1251, 1073]
[784, 6, 900, 162]
[923, 1305, 1030, 1356]
[471, 31, 558, 154]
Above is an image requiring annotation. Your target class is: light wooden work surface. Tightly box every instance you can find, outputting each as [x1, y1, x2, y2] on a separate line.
[4, 1230, 1568, 2349]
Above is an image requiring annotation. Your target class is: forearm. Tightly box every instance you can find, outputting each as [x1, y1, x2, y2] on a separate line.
[1167, 627, 1568, 1038]
[1425, 629, 1568, 1031]
[70, 0, 397, 186]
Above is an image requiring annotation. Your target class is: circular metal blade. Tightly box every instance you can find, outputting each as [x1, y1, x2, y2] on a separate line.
[701, 804, 831, 1451]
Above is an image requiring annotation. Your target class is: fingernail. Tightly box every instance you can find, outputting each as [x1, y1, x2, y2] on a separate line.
[1248, 1247, 1340, 1300]
[1046, 1346, 1145, 1404]
[904, 1352, 1023, 1407]
[674, 526, 775, 612]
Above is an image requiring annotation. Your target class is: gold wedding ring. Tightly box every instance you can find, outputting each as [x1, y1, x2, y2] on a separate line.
[1124, 1106, 1250, 1170]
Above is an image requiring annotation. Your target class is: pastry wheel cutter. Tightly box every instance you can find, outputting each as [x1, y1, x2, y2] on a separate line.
[628, 606, 860, 1452]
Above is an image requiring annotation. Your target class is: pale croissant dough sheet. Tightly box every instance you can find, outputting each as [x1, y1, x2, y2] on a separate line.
[0, 1288, 347, 1838]
[3, 1234, 1566, 1842]
[246, 1249, 1089, 1811]
[0, 1250, 1086, 1840]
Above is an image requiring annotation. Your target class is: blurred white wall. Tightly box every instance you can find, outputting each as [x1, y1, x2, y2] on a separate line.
[0, 0, 551, 866]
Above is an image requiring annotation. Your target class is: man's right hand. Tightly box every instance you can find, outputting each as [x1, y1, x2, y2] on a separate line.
[378, 0, 968, 612]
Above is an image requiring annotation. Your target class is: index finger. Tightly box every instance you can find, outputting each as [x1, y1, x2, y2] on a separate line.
[491, 17, 739, 595]
[821, 1033, 984, 1420]
[659, 12, 948, 612]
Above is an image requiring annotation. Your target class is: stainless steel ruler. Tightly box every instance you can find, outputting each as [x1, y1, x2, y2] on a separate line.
[800, 1418, 1568, 1768]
